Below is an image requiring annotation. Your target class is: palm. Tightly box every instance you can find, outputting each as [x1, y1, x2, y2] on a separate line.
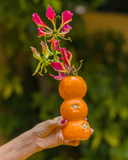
[37, 128, 64, 150]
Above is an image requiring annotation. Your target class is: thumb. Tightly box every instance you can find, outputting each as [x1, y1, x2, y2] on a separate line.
[32, 116, 67, 137]
[41, 116, 67, 135]
[52, 116, 68, 128]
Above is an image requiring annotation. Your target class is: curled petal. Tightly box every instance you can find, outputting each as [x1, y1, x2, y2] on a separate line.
[32, 62, 42, 76]
[46, 5, 55, 24]
[41, 41, 47, 51]
[51, 62, 68, 73]
[61, 23, 72, 36]
[59, 57, 62, 61]
[63, 51, 71, 71]
[49, 37, 60, 49]
[32, 13, 47, 27]
[65, 48, 72, 63]
[30, 46, 41, 61]
[37, 27, 51, 37]
[49, 72, 69, 80]
[38, 28, 45, 37]
[40, 41, 49, 58]
[61, 10, 73, 25]
[57, 48, 72, 71]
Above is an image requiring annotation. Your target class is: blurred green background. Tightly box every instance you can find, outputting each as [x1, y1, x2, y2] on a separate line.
[0, 0, 128, 160]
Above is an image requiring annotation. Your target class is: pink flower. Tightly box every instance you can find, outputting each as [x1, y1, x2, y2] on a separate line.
[50, 48, 73, 80]
[32, 6, 73, 40]
[50, 47, 83, 80]
[48, 37, 60, 49]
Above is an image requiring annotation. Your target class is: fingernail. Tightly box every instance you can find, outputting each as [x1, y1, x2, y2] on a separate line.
[91, 128, 94, 134]
[61, 119, 66, 124]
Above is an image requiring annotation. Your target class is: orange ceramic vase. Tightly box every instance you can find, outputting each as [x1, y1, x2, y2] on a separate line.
[59, 76, 91, 140]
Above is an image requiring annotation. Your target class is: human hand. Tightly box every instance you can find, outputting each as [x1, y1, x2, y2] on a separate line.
[31, 116, 81, 152]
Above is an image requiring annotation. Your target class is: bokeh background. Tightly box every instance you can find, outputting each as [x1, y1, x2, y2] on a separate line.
[0, 0, 128, 160]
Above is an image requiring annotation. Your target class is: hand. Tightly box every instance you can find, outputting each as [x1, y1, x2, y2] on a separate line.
[32, 116, 80, 152]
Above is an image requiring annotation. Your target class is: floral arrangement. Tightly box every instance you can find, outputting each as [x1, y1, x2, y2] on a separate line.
[31, 5, 82, 80]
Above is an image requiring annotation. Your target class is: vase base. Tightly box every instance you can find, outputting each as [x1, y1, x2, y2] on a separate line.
[62, 120, 91, 140]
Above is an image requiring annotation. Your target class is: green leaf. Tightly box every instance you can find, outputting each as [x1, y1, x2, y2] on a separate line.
[91, 129, 102, 150]
[2, 84, 13, 99]
[103, 124, 121, 147]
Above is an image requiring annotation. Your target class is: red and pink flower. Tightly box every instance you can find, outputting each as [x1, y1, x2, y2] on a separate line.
[32, 5, 73, 40]
[49, 48, 73, 80]
[31, 6, 82, 79]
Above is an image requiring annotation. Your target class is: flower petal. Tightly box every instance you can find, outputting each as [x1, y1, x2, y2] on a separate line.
[32, 62, 42, 76]
[61, 10, 73, 25]
[37, 27, 45, 37]
[59, 57, 62, 61]
[49, 72, 69, 80]
[37, 27, 51, 37]
[46, 5, 55, 24]
[49, 37, 60, 49]
[40, 41, 49, 58]
[41, 41, 47, 51]
[30, 46, 41, 61]
[51, 62, 68, 73]
[57, 48, 72, 71]
[32, 13, 47, 27]
[65, 48, 72, 63]
[61, 23, 72, 36]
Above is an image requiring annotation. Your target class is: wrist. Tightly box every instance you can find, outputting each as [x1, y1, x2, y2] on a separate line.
[0, 130, 38, 160]
[23, 129, 38, 156]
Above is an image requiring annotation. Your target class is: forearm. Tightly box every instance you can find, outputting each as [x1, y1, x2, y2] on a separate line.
[0, 130, 37, 160]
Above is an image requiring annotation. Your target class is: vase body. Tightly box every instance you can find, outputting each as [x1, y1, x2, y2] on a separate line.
[59, 76, 91, 140]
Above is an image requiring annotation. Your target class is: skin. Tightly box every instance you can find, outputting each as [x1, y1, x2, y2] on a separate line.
[0, 116, 82, 160]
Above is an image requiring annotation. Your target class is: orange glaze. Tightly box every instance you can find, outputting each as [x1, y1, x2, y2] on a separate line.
[60, 98, 88, 121]
[62, 120, 91, 140]
[59, 76, 87, 100]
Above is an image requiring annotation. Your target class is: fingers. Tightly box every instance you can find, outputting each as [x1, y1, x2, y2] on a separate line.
[33, 116, 68, 137]
[91, 128, 94, 134]
[63, 140, 80, 147]
[85, 117, 87, 121]
[84, 117, 94, 135]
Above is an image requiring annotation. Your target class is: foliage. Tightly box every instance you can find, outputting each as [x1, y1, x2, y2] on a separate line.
[0, 0, 128, 160]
